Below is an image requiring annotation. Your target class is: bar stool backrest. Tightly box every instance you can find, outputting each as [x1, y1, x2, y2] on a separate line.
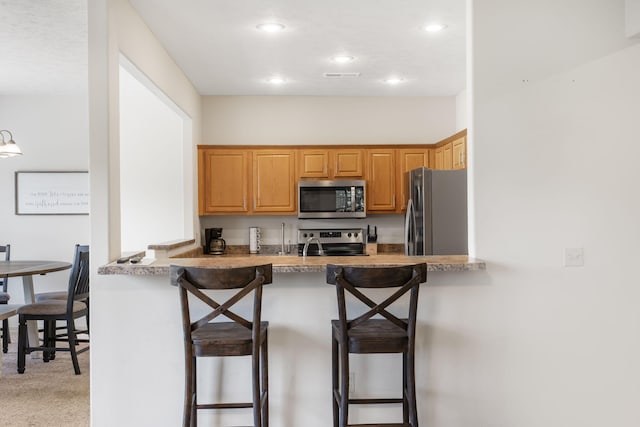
[171, 264, 273, 340]
[326, 263, 427, 336]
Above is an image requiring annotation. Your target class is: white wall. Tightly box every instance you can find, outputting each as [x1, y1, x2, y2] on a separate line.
[0, 95, 90, 303]
[202, 95, 456, 146]
[447, 1, 640, 426]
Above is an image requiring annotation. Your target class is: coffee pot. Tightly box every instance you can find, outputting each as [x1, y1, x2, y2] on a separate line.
[204, 228, 226, 255]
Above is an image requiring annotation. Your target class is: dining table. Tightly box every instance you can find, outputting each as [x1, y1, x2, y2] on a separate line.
[0, 260, 72, 359]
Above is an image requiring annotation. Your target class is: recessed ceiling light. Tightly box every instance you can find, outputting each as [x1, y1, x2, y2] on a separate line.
[267, 76, 286, 85]
[384, 77, 404, 85]
[331, 55, 355, 64]
[256, 22, 286, 33]
[423, 23, 447, 32]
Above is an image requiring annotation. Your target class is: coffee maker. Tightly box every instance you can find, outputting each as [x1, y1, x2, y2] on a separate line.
[203, 228, 226, 255]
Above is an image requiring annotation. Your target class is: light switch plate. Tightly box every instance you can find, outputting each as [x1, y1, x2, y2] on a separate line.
[564, 247, 584, 267]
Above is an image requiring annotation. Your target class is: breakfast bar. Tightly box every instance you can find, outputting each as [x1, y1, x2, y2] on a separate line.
[97, 249, 485, 426]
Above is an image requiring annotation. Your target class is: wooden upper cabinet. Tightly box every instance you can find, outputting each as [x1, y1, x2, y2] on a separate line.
[332, 149, 363, 177]
[298, 148, 363, 178]
[452, 136, 466, 170]
[434, 146, 445, 170]
[443, 142, 453, 170]
[298, 149, 329, 178]
[366, 149, 396, 212]
[397, 148, 430, 211]
[199, 149, 250, 214]
[253, 149, 296, 213]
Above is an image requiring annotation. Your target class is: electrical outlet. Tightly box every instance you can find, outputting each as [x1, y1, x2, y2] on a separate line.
[564, 247, 584, 267]
[349, 372, 355, 393]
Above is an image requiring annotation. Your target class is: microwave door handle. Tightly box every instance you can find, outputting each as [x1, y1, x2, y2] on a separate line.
[350, 187, 356, 212]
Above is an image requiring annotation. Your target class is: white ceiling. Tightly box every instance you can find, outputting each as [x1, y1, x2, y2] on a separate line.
[0, 0, 466, 97]
[0, 0, 87, 94]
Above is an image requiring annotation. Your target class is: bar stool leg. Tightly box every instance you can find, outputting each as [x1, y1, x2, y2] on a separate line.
[261, 330, 269, 427]
[332, 336, 339, 427]
[183, 350, 195, 427]
[403, 352, 409, 425]
[407, 349, 418, 427]
[339, 343, 349, 427]
[252, 340, 262, 427]
[191, 359, 197, 427]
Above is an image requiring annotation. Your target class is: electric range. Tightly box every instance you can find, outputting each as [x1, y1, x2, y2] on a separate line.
[297, 228, 366, 256]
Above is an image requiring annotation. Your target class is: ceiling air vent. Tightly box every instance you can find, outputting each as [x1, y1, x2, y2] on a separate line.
[323, 72, 361, 78]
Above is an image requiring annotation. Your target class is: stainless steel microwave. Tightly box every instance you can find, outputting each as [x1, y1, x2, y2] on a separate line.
[298, 180, 366, 219]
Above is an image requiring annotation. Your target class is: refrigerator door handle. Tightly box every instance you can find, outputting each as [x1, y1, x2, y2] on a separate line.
[405, 198, 414, 255]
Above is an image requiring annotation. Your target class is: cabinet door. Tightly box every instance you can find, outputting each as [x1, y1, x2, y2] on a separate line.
[199, 149, 250, 214]
[434, 146, 444, 170]
[443, 142, 453, 170]
[366, 149, 396, 212]
[332, 149, 364, 177]
[298, 149, 329, 178]
[398, 149, 429, 211]
[253, 150, 296, 213]
[452, 136, 466, 170]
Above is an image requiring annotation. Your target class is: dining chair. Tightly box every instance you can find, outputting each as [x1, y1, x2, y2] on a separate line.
[17, 249, 90, 375]
[171, 263, 272, 427]
[326, 263, 427, 427]
[0, 244, 11, 353]
[35, 244, 90, 336]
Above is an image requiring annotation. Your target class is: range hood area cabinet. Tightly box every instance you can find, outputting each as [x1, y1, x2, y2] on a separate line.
[298, 148, 364, 179]
[198, 148, 296, 215]
[197, 130, 466, 216]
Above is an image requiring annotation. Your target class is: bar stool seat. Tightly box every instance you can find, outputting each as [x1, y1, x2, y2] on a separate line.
[327, 263, 427, 427]
[171, 263, 272, 427]
[331, 318, 409, 353]
[191, 321, 268, 356]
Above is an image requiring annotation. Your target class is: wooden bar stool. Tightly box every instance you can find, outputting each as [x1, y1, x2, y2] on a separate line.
[171, 264, 272, 427]
[326, 263, 427, 427]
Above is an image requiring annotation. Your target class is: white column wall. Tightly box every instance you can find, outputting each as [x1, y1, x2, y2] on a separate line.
[89, 0, 201, 425]
[463, 1, 640, 426]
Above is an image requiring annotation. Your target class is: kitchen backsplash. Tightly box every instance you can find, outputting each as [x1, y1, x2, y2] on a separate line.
[199, 214, 405, 247]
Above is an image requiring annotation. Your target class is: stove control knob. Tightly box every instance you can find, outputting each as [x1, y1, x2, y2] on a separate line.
[347, 233, 352, 238]
[303, 233, 308, 238]
[354, 232, 358, 238]
[310, 233, 314, 237]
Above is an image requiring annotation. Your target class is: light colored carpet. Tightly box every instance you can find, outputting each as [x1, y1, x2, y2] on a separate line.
[0, 330, 89, 427]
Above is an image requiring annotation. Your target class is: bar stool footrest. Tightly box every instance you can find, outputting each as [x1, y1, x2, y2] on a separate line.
[349, 398, 404, 404]
[347, 423, 411, 427]
[196, 402, 253, 410]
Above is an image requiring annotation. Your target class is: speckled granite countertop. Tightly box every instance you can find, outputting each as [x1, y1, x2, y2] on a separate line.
[98, 254, 485, 276]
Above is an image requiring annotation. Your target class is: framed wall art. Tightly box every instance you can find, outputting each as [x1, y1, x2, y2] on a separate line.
[15, 171, 89, 215]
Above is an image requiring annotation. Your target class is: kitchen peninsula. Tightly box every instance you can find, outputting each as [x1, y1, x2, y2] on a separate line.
[96, 241, 485, 427]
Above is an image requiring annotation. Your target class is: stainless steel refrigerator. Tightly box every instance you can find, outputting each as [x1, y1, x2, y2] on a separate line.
[404, 167, 468, 255]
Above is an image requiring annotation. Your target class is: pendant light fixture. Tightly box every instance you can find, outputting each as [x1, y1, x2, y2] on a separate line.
[0, 130, 23, 158]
